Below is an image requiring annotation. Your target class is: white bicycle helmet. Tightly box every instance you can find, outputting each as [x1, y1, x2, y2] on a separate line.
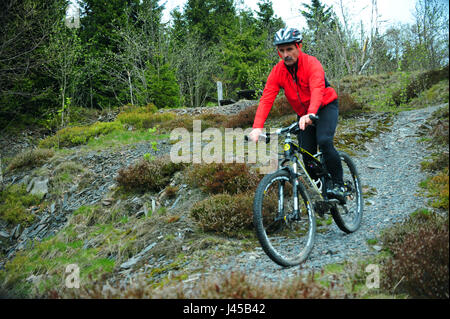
[273, 28, 302, 46]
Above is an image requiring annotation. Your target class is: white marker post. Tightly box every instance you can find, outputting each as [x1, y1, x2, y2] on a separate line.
[217, 81, 223, 107]
[65, 4, 80, 29]
[0, 154, 3, 185]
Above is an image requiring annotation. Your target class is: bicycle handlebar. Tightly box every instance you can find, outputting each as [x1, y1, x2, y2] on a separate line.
[244, 115, 319, 144]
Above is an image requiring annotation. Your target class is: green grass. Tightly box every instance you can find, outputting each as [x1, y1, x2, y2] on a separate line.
[0, 235, 115, 297]
[0, 184, 41, 226]
[83, 128, 169, 151]
[0, 204, 143, 297]
[38, 121, 123, 149]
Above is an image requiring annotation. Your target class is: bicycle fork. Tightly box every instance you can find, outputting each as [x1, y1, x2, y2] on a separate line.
[278, 162, 301, 223]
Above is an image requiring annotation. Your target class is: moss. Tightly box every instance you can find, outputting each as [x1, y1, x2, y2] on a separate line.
[39, 121, 123, 149]
[335, 114, 393, 155]
[82, 128, 168, 151]
[419, 168, 449, 210]
[0, 184, 41, 226]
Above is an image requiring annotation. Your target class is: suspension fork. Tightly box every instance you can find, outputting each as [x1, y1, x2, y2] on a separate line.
[292, 162, 300, 216]
[276, 163, 300, 221]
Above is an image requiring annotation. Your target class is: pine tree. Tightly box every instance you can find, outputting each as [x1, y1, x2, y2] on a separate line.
[300, 0, 335, 32]
[183, 0, 237, 44]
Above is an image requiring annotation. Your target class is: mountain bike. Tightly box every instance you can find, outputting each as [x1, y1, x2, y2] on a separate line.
[245, 115, 363, 267]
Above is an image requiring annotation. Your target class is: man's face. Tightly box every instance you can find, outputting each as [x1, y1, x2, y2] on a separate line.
[277, 43, 300, 66]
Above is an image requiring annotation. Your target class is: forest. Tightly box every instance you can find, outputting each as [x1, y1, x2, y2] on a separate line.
[0, 0, 448, 132]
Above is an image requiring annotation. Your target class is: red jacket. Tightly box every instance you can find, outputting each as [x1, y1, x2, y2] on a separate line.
[253, 51, 338, 128]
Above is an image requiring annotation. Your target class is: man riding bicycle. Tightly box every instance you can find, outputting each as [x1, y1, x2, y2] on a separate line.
[248, 27, 345, 202]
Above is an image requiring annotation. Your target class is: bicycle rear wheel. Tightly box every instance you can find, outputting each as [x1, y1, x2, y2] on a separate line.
[253, 169, 316, 267]
[331, 151, 363, 233]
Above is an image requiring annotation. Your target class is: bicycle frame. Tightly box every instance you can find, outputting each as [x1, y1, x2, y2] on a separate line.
[278, 130, 325, 201]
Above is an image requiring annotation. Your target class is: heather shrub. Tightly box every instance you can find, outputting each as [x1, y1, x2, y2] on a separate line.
[116, 156, 185, 192]
[224, 97, 294, 128]
[271, 96, 294, 117]
[196, 113, 227, 130]
[224, 104, 257, 128]
[185, 163, 260, 195]
[430, 118, 449, 146]
[337, 92, 363, 115]
[381, 212, 449, 298]
[47, 270, 350, 299]
[190, 192, 254, 237]
[6, 148, 54, 172]
[186, 271, 348, 299]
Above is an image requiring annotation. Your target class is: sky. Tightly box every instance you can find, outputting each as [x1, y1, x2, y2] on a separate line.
[159, 0, 443, 32]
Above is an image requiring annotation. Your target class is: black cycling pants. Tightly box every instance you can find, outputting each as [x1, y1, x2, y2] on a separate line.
[297, 99, 344, 185]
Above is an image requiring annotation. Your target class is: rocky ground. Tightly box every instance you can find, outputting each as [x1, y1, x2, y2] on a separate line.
[0, 101, 447, 295]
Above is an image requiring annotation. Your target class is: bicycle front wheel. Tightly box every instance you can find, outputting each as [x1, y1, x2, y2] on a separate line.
[331, 151, 364, 233]
[253, 169, 316, 267]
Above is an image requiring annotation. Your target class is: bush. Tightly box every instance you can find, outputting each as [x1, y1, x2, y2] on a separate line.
[381, 212, 449, 298]
[195, 113, 227, 130]
[157, 114, 194, 132]
[185, 163, 260, 195]
[190, 192, 254, 237]
[189, 271, 349, 298]
[392, 66, 449, 105]
[39, 121, 122, 148]
[271, 96, 295, 117]
[419, 169, 449, 210]
[224, 104, 258, 128]
[6, 148, 54, 172]
[47, 270, 351, 299]
[116, 156, 185, 192]
[117, 110, 176, 130]
[337, 92, 363, 115]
